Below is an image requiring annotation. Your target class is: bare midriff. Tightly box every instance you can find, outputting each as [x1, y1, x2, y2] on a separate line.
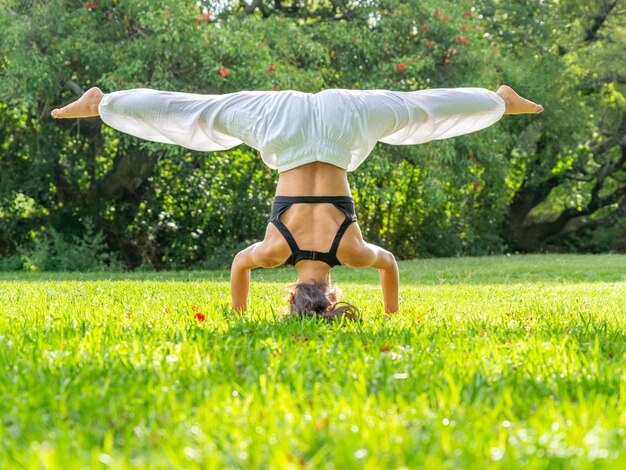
[275, 162, 351, 197]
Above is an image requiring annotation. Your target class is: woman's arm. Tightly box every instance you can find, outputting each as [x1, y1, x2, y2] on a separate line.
[355, 243, 399, 314]
[230, 242, 263, 313]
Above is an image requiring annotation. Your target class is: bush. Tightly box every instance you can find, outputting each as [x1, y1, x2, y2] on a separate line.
[20, 219, 123, 272]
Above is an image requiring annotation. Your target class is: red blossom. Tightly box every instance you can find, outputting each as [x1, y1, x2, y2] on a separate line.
[83, 1, 98, 8]
[434, 8, 443, 20]
[461, 23, 469, 31]
[457, 37, 469, 45]
[191, 305, 199, 312]
[203, 12, 211, 20]
[273, 85, 281, 91]
[396, 62, 407, 72]
[473, 181, 481, 190]
[217, 68, 230, 77]
[464, 11, 473, 18]
[194, 312, 206, 322]
[267, 64, 275, 75]
[421, 23, 428, 32]
[426, 39, 434, 49]
[381, 343, 391, 352]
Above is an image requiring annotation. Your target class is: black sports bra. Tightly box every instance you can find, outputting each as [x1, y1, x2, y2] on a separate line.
[269, 196, 357, 267]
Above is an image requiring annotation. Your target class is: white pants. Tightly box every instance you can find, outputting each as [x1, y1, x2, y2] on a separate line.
[98, 87, 505, 172]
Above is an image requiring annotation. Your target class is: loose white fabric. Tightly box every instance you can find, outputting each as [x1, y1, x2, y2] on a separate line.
[98, 87, 505, 172]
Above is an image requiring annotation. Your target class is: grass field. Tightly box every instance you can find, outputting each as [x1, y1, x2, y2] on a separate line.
[1, 254, 625, 469]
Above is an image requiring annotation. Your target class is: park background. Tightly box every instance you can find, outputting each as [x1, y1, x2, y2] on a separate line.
[1, 0, 625, 271]
[1, 2, 626, 468]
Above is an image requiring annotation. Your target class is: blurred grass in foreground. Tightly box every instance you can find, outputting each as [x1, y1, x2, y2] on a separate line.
[0, 254, 625, 469]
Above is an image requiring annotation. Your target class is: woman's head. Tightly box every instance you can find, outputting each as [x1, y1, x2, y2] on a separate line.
[289, 281, 360, 322]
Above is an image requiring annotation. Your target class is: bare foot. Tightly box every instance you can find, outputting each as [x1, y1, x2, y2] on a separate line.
[51, 87, 104, 119]
[497, 85, 544, 115]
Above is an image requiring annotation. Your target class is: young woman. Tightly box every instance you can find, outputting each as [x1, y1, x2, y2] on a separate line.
[52, 85, 543, 318]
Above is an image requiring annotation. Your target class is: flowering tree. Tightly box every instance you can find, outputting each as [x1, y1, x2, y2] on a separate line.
[0, 0, 624, 269]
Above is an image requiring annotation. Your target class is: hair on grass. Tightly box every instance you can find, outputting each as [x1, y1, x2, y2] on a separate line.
[289, 281, 361, 322]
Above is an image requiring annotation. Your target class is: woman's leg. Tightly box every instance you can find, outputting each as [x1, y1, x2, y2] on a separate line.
[51, 87, 103, 119]
[51, 87, 270, 152]
[496, 85, 543, 114]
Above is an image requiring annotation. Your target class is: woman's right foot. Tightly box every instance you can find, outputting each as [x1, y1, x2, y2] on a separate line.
[51, 87, 104, 119]
[497, 85, 544, 115]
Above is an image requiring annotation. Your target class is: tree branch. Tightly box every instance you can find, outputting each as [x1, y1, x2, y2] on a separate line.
[584, 0, 618, 42]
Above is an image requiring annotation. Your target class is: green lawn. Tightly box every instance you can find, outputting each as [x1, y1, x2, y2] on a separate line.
[1, 254, 625, 469]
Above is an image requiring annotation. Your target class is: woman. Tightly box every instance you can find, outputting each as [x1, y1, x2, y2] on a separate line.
[52, 85, 543, 318]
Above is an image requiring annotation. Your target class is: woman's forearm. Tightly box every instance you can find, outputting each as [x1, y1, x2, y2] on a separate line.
[230, 265, 250, 313]
[379, 252, 399, 313]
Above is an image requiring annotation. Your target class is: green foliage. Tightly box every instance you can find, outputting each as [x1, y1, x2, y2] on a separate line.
[19, 218, 123, 271]
[1, 0, 624, 268]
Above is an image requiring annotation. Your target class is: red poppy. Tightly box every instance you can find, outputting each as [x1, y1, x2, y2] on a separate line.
[426, 39, 434, 49]
[267, 64, 275, 75]
[217, 68, 230, 77]
[396, 63, 407, 72]
[381, 343, 391, 352]
[194, 312, 206, 322]
[191, 305, 199, 312]
[203, 12, 211, 20]
[464, 11, 473, 18]
[421, 23, 427, 32]
[457, 37, 469, 45]
[273, 85, 281, 91]
[473, 181, 481, 189]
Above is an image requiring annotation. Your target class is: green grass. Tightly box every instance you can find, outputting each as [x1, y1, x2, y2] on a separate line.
[1, 254, 625, 469]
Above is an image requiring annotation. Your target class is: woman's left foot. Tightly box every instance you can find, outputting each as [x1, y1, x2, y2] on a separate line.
[51, 87, 104, 119]
[497, 85, 544, 115]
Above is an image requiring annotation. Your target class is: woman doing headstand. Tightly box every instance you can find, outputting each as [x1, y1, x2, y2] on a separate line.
[52, 85, 543, 318]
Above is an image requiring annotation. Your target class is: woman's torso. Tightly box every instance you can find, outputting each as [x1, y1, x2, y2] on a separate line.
[258, 162, 368, 267]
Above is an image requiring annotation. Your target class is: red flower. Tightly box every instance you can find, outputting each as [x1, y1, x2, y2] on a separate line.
[381, 343, 391, 352]
[289, 292, 295, 304]
[456, 37, 469, 45]
[266, 64, 275, 75]
[461, 23, 469, 31]
[473, 181, 481, 190]
[194, 312, 206, 322]
[443, 15, 449, 23]
[396, 63, 407, 72]
[273, 85, 281, 91]
[434, 8, 443, 20]
[426, 39, 434, 49]
[421, 23, 427, 32]
[464, 11, 473, 18]
[217, 68, 230, 77]
[191, 305, 199, 312]
[203, 12, 211, 20]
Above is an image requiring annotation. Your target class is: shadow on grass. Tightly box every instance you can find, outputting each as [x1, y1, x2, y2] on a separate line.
[0, 254, 625, 285]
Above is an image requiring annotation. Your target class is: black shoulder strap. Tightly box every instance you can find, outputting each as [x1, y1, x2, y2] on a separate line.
[328, 201, 358, 258]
